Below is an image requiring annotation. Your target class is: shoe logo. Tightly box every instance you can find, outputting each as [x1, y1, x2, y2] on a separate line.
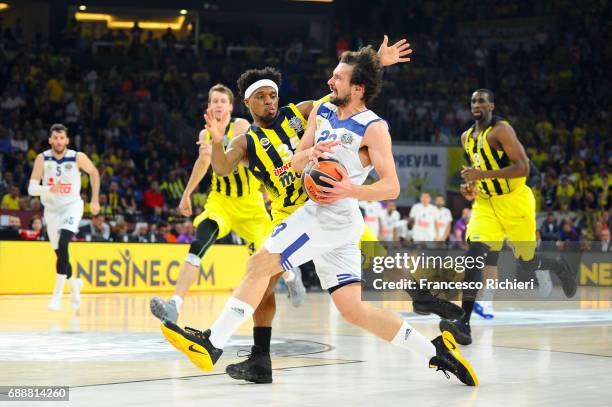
[188, 344, 206, 355]
[404, 328, 412, 340]
[231, 307, 245, 317]
[444, 337, 457, 351]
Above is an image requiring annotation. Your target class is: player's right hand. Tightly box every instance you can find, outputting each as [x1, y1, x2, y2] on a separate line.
[49, 184, 62, 193]
[460, 183, 477, 201]
[204, 107, 228, 144]
[178, 195, 192, 217]
[309, 140, 340, 163]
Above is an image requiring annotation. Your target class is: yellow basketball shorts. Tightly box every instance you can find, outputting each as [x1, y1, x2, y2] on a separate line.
[194, 191, 272, 254]
[466, 184, 536, 260]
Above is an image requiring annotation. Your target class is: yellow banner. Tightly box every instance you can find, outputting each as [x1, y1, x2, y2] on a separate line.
[0, 241, 249, 294]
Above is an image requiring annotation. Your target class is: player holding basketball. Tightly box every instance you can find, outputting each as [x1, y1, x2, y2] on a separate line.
[158, 36, 419, 384]
[160, 45, 478, 386]
[438, 89, 577, 345]
[28, 123, 100, 311]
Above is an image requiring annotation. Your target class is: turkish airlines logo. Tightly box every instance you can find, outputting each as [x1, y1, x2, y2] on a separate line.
[273, 162, 292, 176]
[48, 177, 72, 194]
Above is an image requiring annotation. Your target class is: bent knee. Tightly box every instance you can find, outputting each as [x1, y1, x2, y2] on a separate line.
[246, 249, 281, 277]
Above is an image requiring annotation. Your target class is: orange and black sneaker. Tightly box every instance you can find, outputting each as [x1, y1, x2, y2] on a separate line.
[161, 321, 222, 371]
[429, 331, 479, 386]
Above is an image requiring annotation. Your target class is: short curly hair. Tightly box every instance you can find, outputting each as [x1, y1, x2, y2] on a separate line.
[339, 46, 383, 104]
[237, 67, 282, 98]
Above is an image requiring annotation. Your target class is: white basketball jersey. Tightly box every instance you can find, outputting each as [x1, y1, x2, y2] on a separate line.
[41, 149, 82, 209]
[311, 102, 385, 214]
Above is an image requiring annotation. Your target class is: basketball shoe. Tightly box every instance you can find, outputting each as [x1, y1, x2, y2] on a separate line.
[226, 345, 273, 384]
[429, 331, 478, 386]
[160, 321, 222, 371]
[411, 289, 464, 320]
[439, 319, 472, 345]
[150, 297, 179, 323]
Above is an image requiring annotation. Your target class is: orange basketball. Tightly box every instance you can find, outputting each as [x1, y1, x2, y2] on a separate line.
[301, 157, 347, 203]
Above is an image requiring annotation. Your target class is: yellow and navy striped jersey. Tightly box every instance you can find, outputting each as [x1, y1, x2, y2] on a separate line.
[464, 116, 526, 198]
[204, 118, 261, 198]
[245, 104, 308, 214]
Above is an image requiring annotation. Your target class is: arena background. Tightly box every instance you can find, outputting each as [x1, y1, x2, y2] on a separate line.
[0, 1, 610, 405]
[0, 0, 609, 292]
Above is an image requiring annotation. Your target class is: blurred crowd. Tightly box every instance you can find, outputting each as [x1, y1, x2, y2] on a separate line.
[0, 1, 609, 244]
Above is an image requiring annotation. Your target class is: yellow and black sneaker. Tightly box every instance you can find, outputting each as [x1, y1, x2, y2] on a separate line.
[429, 331, 479, 386]
[161, 321, 222, 371]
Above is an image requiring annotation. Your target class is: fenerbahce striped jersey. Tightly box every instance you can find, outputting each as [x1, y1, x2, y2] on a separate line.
[463, 115, 526, 199]
[245, 104, 309, 214]
[204, 118, 261, 197]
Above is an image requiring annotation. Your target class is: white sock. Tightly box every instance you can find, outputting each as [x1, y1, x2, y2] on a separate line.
[208, 297, 254, 349]
[391, 320, 436, 360]
[171, 295, 183, 312]
[53, 274, 67, 296]
[68, 277, 80, 293]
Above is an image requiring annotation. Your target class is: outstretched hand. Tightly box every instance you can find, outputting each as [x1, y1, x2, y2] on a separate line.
[204, 107, 230, 144]
[378, 35, 412, 66]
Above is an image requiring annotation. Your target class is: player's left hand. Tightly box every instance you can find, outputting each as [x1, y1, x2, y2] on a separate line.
[318, 166, 354, 203]
[461, 166, 485, 182]
[90, 200, 100, 215]
[378, 35, 412, 67]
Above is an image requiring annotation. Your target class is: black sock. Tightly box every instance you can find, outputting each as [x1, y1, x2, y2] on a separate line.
[461, 300, 475, 325]
[253, 327, 272, 353]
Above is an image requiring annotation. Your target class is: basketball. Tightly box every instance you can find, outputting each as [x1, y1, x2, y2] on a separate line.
[301, 158, 347, 203]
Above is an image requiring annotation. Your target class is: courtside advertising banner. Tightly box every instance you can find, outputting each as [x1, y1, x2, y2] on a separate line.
[0, 242, 249, 294]
[393, 144, 448, 206]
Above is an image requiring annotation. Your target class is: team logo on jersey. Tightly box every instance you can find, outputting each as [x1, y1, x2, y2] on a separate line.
[340, 133, 353, 145]
[65, 163, 73, 170]
[288, 116, 304, 133]
[260, 137, 271, 150]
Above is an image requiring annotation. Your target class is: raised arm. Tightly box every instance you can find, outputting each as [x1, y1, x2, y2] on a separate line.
[295, 36, 412, 119]
[461, 123, 529, 182]
[76, 152, 100, 215]
[205, 108, 249, 176]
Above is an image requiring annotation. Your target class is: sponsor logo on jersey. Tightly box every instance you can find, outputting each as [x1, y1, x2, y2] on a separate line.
[273, 162, 293, 176]
[288, 116, 304, 133]
[47, 178, 73, 194]
[340, 133, 353, 145]
[260, 137, 271, 150]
